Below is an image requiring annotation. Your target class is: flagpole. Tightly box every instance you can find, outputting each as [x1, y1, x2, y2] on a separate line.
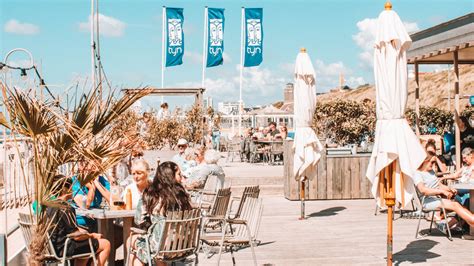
[90, 0, 95, 90]
[201, 7, 208, 89]
[238, 7, 244, 137]
[161, 6, 166, 104]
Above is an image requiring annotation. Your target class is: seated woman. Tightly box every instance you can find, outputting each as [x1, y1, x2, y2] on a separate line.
[121, 159, 152, 209]
[424, 139, 447, 174]
[414, 153, 474, 230]
[185, 149, 225, 190]
[72, 161, 111, 232]
[47, 175, 111, 266]
[441, 147, 474, 209]
[128, 161, 192, 266]
[441, 147, 474, 184]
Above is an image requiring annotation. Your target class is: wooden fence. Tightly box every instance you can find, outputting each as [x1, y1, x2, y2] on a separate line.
[284, 140, 373, 200]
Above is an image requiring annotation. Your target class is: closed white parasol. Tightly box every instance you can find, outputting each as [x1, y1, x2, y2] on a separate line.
[293, 48, 323, 219]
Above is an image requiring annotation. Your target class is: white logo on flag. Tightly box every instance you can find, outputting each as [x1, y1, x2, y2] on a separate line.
[246, 19, 261, 47]
[209, 19, 223, 47]
[168, 19, 182, 47]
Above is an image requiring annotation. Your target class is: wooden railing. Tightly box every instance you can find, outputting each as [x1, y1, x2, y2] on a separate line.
[283, 140, 373, 200]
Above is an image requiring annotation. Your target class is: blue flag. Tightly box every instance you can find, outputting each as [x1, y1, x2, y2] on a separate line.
[244, 8, 263, 67]
[165, 8, 184, 67]
[206, 8, 225, 68]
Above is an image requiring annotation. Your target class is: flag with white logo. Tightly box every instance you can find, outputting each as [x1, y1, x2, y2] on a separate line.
[206, 8, 225, 68]
[244, 8, 263, 67]
[166, 7, 184, 67]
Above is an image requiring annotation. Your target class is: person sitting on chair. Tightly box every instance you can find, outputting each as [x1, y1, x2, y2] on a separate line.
[47, 175, 111, 266]
[424, 139, 447, 174]
[121, 159, 152, 209]
[185, 149, 225, 190]
[128, 161, 192, 266]
[414, 153, 474, 231]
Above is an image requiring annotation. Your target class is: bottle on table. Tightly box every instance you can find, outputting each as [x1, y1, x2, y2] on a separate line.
[125, 188, 132, 210]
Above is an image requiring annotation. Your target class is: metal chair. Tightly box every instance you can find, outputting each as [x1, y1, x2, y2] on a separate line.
[230, 186, 260, 219]
[18, 212, 98, 265]
[269, 141, 284, 165]
[128, 209, 203, 266]
[203, 187, 232, 231]
[201, 197, 263, 266]
[226, 139, 243, 162]
[249, 141, 268, 164]
[414, 187, 453, 241]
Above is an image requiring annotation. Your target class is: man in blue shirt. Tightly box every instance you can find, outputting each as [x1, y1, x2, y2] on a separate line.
[72, 162, 110, 232]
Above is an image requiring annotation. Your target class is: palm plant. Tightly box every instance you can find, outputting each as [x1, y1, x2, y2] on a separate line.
[0, 81, 150, 264]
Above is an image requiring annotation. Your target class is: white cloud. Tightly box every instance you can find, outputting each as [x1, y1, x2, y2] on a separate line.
[4, 19, 40, 35]
[222, 52, 232, 63]
[184, 51, 202, 64]
[79, 13, 126, 37]
[353, 17, 419, 69]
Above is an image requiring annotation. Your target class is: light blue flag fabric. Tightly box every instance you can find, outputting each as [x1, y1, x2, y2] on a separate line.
[206, 8, 225, 68]
[165, 7, 184, 67]
[244, 8, 263, 67]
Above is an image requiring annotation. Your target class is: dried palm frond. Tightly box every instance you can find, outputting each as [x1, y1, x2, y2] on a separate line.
[6, 88, 56, 137]
[0, 112, 10, 129]
[92, 88, 151, 134]
[72, 90, 98, 131]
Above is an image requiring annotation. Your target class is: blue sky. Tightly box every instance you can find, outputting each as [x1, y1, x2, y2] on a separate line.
[1, 0, 473, 110]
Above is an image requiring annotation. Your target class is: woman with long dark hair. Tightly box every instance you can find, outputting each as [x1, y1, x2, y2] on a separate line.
[128, 161, 192, 266]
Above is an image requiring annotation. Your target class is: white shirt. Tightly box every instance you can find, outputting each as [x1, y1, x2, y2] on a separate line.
[122, 182, 142, 209]
[460, 165, 474, 183]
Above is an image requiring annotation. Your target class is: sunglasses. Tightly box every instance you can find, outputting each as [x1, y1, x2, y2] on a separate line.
[178, 145, 186, 148]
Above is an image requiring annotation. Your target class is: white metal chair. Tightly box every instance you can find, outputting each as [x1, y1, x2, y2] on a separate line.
[18, 212, 98, 265]
[201, 197, 263, 266]
[414, 187, 453, 241]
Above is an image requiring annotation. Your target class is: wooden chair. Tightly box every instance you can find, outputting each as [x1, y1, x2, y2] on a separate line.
[201, 197, 263, 266]
[18, 212, 98, 265]
[128, 209, 202, 266]
[414, 187, 453, 241]
[203, 187, 232, 230]
[230, 186, 260, 219]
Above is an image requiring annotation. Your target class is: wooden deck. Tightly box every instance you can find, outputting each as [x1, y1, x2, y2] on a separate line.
[200, 196, 474, 265]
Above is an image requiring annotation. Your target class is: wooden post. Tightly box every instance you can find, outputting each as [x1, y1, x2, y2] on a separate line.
[299, 179, 306, 220]
[383, 160, 396, 266]
[414, 62, 420, 136]
[453, 51, 461, 170]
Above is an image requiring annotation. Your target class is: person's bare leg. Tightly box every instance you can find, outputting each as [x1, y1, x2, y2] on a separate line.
[442, 200, 474, 226]
[74, 258, 89, 266]
[96, 238, 111, 266]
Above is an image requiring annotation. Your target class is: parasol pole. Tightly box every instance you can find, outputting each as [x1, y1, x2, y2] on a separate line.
[382, 4, 395, 265]
[299, 177, 306, 220]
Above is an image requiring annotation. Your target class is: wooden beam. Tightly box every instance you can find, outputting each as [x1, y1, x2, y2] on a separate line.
[415, 62, 420, 137]
[454, 51, 461, 170]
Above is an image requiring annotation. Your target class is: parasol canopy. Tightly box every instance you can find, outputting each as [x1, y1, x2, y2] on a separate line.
[366, 8, 426, 208]
[293, 49, 323, 181]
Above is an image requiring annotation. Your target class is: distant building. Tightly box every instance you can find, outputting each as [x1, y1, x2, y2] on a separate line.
[217, 101, 240, 115]
[203, 97, 213, 109]
[280, 83, 294, 113]
[283, 83, 294, 103]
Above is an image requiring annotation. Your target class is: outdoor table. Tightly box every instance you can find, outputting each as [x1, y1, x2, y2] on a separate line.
[76, 209, 135, 265]
[450, 183, 474, 240]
